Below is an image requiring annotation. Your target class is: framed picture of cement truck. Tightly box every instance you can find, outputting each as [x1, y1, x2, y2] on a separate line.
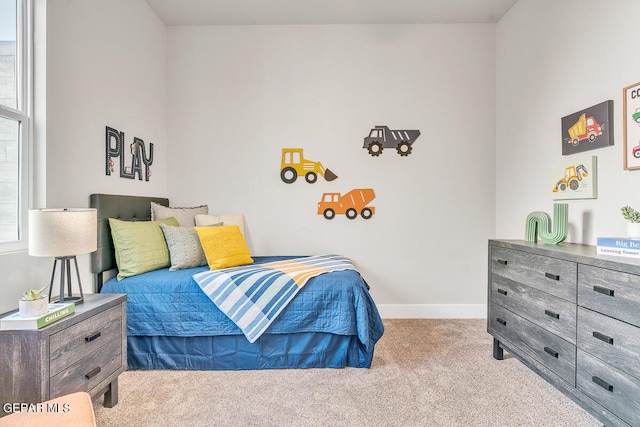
[550, 155, 597, 200]
[561, 100, 613, 155]
[623, 81, 640, 170]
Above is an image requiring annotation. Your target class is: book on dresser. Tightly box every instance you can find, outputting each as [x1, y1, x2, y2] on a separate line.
[0, 303, 75, 330]
[596, 237, 640, 258]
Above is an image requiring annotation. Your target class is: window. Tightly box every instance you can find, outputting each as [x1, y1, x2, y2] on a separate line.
[0, 0, 30, 250]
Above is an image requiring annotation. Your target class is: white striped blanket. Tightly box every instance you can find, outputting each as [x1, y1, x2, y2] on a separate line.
[192, 255, 356, 343]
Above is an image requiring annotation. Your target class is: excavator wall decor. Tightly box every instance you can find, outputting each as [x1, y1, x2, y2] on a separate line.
[551, 156, 598, 200]
[553, 164, 588, 193]
[280, 148, 338, 184]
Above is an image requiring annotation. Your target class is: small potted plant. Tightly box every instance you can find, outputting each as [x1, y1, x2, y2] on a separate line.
[19, 287, 48, 318]
[621, 206, 640, 239]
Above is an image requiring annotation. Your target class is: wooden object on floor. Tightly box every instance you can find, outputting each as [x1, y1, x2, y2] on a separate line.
[0, 294, 126, 414]
[488, 239, 640, 427]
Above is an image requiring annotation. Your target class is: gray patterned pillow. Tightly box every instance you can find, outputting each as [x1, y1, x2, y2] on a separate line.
[151, 202, 208, 226]
[160, 223, 214, 270]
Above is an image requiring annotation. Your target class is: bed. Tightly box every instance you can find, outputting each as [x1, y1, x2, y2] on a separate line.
[90, 193, 384, 370]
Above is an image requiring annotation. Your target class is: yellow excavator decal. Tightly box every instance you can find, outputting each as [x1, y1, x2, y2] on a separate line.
[280, 148, 338, 184]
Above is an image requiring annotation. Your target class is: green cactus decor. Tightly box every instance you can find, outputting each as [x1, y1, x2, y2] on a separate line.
[524, 203, 568, 244]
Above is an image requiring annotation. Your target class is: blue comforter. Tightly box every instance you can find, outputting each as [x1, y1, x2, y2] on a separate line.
[101, 256, 384, 354]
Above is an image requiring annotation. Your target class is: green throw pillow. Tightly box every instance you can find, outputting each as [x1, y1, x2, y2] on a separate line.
[109, 217, 179, 280]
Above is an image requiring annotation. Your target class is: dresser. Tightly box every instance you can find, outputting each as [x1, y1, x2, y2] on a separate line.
[488, 240, 640, 427]
[0, 293, 126, 413]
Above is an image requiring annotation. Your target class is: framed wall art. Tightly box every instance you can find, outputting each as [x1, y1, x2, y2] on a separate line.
[550, 155, 597, 200]
[561, 100, 613, 155]
[623, 81, 640, 170]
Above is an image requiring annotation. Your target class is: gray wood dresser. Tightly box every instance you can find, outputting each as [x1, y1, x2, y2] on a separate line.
[0, 293, 126, 414]
[488, 240, 640, 427]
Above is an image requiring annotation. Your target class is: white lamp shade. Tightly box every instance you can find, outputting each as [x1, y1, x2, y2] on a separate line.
[28, 208, 97, 257]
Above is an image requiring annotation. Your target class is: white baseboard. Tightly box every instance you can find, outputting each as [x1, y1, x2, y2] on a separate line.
[377, 304, 487, 319]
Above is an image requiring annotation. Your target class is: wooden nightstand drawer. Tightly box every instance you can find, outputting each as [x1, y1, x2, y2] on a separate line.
[491, 274, 576, 343]
[491, 246, 577, 302]
[0, 294, 126, 410]
[577, 349, 640, 426]
[49, 336, 122, 398]
[577, 307, 640, 381]
[49, 304, 122, 376]
[489, 304, 576, 386]
[578, 265, 640, 327]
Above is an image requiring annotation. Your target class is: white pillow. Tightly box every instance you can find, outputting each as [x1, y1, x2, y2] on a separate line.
[195, 213, 245, 236]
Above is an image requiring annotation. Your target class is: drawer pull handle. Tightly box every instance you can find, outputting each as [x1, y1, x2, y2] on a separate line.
[545, 272, 560, 281]
[84, 367, 101, 380]
[593, 286, 614, 297]
[543, 346, 559, 358]
[497, 289, 508, 296]
[496, 318, 507, 326]
[592, 376, 613, 392]
[85, 332, 101, 342]
[544, 310, 560, 319]
[496, 259, 508, 265]
[593, 331, 614, 345]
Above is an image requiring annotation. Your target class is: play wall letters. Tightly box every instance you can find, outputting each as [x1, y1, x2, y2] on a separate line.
[105, 126, 154, 181]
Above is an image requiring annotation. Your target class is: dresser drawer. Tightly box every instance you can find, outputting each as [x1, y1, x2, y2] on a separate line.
[492, 274, 576, 343]
[578, 265, 640, 327]
[577, 307, 640, 381]
[577, 349, 640, 426]
[491, 246, 577, 302]
[49, 305, 122, 376]
[49, 336, 123, 398]
[489, 304, 576, 385]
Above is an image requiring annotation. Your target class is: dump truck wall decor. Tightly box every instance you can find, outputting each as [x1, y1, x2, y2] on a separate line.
[567, 113, 602, 146]
[280, 148, 338, 184]
[561, 100, 613, 155]
[363, 125, 421, 157]
[318, 189, 375, 220]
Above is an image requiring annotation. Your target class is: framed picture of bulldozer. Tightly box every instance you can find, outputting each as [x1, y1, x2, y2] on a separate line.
[623, 81, 640, 170]
[561, 100, 613, 156]
[550, 155, 597, 200]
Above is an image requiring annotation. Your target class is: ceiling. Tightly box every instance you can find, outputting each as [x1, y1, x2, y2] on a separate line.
[144, 0, 519, 26]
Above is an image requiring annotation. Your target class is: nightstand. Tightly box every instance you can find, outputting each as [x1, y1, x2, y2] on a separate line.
[0, 293, 126, 414]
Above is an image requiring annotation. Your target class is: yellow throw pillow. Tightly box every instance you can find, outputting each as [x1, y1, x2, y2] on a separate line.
[195, 225, 253, 270]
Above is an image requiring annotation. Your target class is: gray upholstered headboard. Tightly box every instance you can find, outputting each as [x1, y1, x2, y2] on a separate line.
[89, 194, 169, 290]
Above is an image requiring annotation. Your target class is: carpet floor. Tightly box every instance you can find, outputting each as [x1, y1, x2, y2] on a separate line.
[93, 319, 600, 426]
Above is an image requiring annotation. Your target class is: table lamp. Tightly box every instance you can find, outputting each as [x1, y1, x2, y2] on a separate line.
[28, 208, 97, 304]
